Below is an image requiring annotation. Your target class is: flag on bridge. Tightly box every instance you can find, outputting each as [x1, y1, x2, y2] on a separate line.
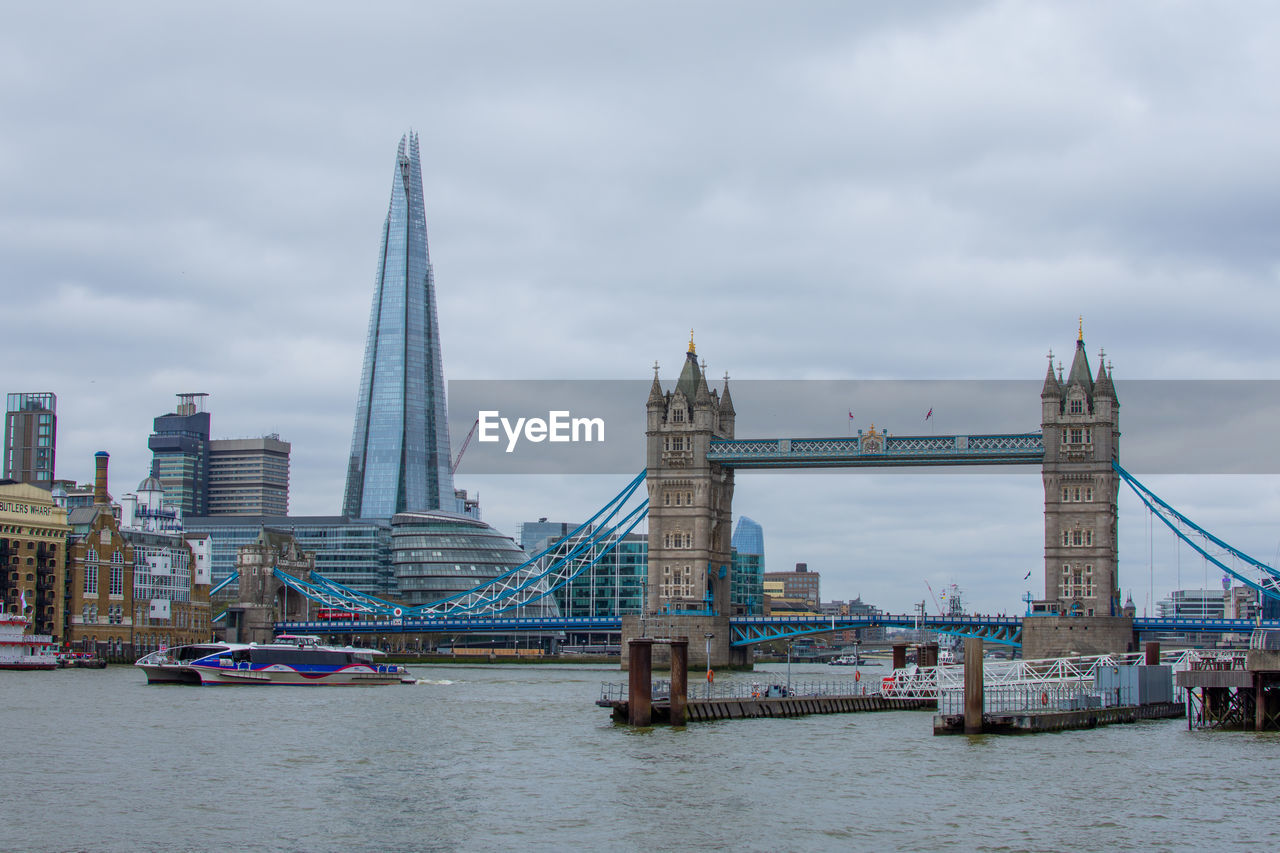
[848, 410, 854, 420]
[925, 408, 933, 421]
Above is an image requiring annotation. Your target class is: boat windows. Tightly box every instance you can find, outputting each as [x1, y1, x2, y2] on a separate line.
[249, 648, 353, 666]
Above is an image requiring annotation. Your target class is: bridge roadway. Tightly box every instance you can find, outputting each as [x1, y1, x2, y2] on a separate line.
[275, 613, 1280, 648]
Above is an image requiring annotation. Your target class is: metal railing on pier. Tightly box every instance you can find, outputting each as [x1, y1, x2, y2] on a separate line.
[936, 683, 1096, 715]
[1250, 629, 1280, 652]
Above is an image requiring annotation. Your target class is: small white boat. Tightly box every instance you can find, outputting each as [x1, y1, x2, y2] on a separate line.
[135, 634, 412, 686]
[0, 613, 59, 671]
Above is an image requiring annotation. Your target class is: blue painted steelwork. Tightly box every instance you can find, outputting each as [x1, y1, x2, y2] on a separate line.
[278, 615, 626, 634]
[1114, 462, 1280, 601]
[1133, 617, 1280, 633]
[267, 473, 649, 619]
[268, 467, 1280, 646]
[729, 614, 1025, 647]
[706, 433, 1044, 468]
[209, 571, 239, 596]
[274, 611, 1280, 645]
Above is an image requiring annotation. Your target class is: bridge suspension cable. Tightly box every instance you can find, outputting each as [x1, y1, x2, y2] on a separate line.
[269, 471, 650, 619]
[1114, 461, 1280, 602]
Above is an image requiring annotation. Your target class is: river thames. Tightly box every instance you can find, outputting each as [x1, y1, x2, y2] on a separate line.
[2, 662, 1276, 852]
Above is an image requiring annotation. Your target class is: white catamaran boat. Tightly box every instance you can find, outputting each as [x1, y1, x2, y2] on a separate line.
[0, 613, 60, 671]
[135, 634, 413, 686]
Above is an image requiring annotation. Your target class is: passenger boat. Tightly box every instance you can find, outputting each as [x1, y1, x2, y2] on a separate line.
[135, 634, 413, 686]
[0, 613, 60, 671]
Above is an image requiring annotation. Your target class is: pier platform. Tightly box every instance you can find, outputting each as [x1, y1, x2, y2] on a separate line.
[601, 694, 933, 724]
[932, 702, 1184, 735]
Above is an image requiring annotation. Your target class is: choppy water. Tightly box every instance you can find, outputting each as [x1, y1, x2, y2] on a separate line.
[2, 662, 1276, 852]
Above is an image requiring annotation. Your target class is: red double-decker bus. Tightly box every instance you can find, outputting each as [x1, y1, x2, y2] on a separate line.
[315, 608, 361, 621]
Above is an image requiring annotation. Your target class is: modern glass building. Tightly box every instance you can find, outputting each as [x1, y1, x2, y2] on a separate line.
[731, 551, 764, 616]
[545, 532, 647, 620]
[393, 511, 557, 615]
[148, 393, 211, 517]
[730, 516, 765, 615]
[343, 132, 453, 520]
[184, 515, 393, 594]
[4, 392, 57, 486]
[730, 516, 764, 568]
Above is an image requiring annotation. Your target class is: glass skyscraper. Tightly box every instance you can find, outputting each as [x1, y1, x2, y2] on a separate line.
[343, 132, 454, 519]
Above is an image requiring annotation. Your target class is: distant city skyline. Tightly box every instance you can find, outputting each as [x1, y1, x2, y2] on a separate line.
[6, 4, 1280, 614]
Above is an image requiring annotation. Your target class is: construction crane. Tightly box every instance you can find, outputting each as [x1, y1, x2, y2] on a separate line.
[924, 579, 947, 617]
[451, 418, 479, 475]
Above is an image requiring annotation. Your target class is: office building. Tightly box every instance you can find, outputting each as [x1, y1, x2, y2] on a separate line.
[343, 132, 454, 519]
[765, 562, 821, 607]
[518, 519, 578, 554]
[206, 435, 291, 516]
[4, 392, 56, 486]
[185, 515, 393, 595]
[148, 392, 211, 517]
[1157, 588, 1226, 620]
[731, 516, 765, 616]
[543, 531, 647, 620]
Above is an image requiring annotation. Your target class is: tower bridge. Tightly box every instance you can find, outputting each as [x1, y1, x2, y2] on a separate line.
[268, 325, 1280, 666]
[632, 325, 1125, 665]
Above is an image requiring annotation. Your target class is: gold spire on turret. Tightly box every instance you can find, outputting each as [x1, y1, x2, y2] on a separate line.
[1078, 315, 1084, 342]
[688, 329, 696, 354]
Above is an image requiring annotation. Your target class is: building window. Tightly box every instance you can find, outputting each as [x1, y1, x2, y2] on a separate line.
[84, 563, 98, 596]
[110, 553, 124, 597]
[1069, 428, 1084, 444]
[1069, 398, 1084, 415]
[672, 407, 685, 423]
[1085, 486, 1093, 502]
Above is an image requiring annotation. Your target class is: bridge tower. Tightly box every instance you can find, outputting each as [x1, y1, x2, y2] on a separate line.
[644, 333, 735, 615]
[1024, 324, 1133, 658]
[224, 528, 314, 644]
[622, 333, 744, 669]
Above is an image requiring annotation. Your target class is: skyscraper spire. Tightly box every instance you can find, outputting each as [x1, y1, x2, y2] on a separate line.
[343, 132, 454, 519]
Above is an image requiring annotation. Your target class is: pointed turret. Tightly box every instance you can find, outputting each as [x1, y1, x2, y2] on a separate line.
[1041, 351, 1062, 399]
[720, 375, 735, 417]
[675, 332, 701, 400]
[695, 359, 712, 405]
[647, 361, 665, 408]
[1065, 338, 1094, 395]
[1094, 360, 1115, 400]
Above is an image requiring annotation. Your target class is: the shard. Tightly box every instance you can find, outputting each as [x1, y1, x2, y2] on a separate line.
[343, 132, 454, 519]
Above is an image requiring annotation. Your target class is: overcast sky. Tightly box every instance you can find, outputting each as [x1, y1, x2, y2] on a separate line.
[4, 2, 1279, 615]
